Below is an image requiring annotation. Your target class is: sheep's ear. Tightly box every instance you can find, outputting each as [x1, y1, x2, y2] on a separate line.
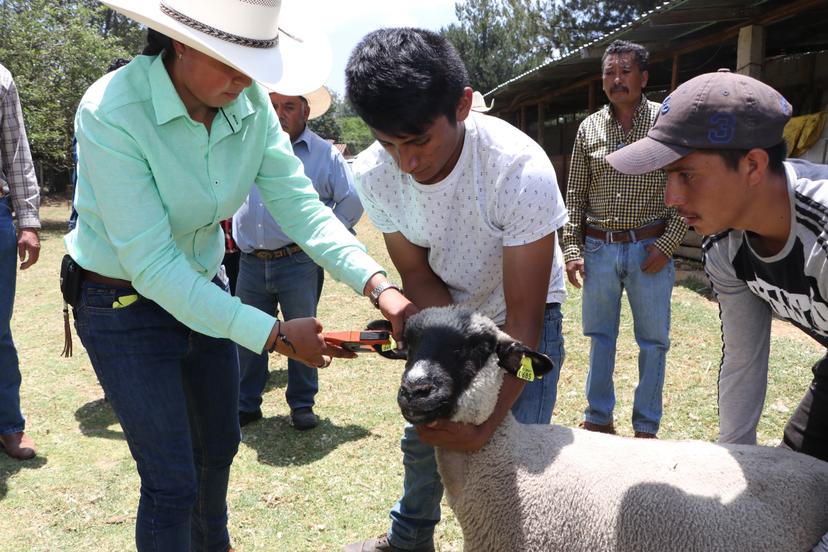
[496, 337, 555, 381]
[366, 319, 407, 360]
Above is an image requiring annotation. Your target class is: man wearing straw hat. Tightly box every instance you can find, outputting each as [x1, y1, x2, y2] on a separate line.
[234, 86, 364, 430]
[67, 1, 414, 550]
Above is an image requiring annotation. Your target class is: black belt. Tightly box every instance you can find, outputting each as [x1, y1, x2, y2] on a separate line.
[82, 269, 134, 290]
[249, 244, 303, 260]
[585, 222, 666, 244]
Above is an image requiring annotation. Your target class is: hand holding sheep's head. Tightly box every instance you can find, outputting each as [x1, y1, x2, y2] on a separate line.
[397, 306, 555, 426]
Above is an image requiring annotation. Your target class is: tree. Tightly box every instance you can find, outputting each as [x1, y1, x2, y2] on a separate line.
[308, 88, 342, 143]
[309, 110, 342, 143]
[0, 0, 141, 190]
[442, 0, 543, 94]
[442, 0, 658, 94]
[338, 116, 374, 155]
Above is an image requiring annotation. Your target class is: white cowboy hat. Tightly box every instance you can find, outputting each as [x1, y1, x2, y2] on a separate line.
[471, 90, 493, 113]
[301, 86, 332, 120]
[100, 0, 331, 95]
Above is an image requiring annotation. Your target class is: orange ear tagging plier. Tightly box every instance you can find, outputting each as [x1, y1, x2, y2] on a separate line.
[323, 320, 407, 360]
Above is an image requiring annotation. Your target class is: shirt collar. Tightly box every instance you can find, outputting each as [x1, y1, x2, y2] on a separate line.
[149, 55, 255, 128]
[292, 125, 313, 151]
[606, 93, 649, 124]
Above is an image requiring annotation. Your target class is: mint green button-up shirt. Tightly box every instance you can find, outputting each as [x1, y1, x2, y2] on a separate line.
[65, 55, 382, 353]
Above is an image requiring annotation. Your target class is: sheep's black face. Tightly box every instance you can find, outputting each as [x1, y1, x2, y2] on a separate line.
[397, 307, 498, 425]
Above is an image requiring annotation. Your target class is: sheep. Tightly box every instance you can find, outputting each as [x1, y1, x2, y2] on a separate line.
[396, 305, 828, 552]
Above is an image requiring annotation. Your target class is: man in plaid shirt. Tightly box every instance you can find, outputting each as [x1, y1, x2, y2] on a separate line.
[562, 40, 686, 438]
[0, 63, 40, 460]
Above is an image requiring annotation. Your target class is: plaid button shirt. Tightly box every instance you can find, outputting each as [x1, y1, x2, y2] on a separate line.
[562, 94, 685, 262]
[0, 64, 40, 229]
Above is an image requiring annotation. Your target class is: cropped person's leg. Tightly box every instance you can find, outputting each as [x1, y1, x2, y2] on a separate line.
[582, 239, 623, 428]
[625, 238, 674, 435]
[184, 329, 241, 552]
[75, 285, 196, 551]
[386, 424, 441, 550]
[0, 196, 24, 444]
[235, 253, 277, 419]
[511, 303, 565, 424]
[275, 253, 323, 414]
[781, 354, 828, 463]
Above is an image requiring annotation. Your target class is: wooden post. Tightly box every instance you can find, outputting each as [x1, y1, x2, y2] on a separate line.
[671, 53, 680, 91]
[736, 25, 765, 78]
[537, 102, 545, 147]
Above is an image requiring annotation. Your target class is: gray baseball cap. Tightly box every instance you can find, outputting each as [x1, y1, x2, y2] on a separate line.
[606, 69, 792, 175]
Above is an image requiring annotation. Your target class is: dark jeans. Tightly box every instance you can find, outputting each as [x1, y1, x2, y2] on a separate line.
[781, 353, 828, 462]
[0, 195, 23, 436]
[236, 251, 323, 413]
[75, 279, 240, 552]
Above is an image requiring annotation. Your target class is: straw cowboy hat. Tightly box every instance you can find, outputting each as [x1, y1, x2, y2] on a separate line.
[471, 90, 494, 113]
[100, 0, 331, 95]
[301, 86, 332, 120]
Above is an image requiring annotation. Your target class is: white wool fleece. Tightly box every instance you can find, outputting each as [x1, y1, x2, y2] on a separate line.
[436, 415, 828, 552]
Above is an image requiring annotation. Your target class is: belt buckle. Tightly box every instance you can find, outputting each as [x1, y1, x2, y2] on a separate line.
[607, 230, 616, 244]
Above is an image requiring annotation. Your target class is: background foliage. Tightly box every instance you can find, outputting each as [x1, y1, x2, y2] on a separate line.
[0, 0, 142, 191]
[440, 0, 658, 94]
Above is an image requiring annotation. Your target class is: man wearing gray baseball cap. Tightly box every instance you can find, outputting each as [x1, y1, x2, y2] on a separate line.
[607, 69, 828, 462]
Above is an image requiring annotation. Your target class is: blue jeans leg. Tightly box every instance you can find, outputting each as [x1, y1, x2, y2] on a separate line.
[582, 237, 624, 426]
[511, 303, 565, 424]
[625, 239, 673, 434]
[236, 254, 276, 414]
[388, 304, 565, 548]
[75, 281, 240, 552]
[236, 252, 322, 413]
[0, 196, 22, 436]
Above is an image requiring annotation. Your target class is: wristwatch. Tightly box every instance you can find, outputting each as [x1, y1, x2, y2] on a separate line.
[369, 281, 401, 309]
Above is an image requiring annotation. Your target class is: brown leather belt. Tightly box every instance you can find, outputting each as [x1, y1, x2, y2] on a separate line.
[250, 244, 303, 260]
[585, 221, 666, 244]
[83, 270, 134, 289]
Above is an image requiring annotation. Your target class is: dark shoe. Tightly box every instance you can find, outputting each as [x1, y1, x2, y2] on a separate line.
[238, 408, 262, 427]
[290, 407, 318, 430]
[579, 420, 616, 435]
[343, 534, 435, 552]
[0, 431, 36, 460]
[634, 431, 657, 439]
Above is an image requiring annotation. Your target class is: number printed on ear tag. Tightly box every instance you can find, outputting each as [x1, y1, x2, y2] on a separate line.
[381, 336, 397, 352]
[516, 356, 534, 382]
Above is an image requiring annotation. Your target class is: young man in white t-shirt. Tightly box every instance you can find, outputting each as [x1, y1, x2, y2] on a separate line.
[343, 28, 568, 552]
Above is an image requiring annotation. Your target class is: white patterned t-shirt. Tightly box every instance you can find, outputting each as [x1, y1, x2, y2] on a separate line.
[354, 112, 567, 325]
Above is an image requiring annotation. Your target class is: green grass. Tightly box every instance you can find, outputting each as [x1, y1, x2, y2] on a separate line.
[0, 202, 821, 551]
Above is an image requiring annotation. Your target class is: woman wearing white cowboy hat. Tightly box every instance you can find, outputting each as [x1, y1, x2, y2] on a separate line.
[65, 1, 415, 550]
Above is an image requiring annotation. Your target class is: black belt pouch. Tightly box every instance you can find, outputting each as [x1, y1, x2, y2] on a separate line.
[60, 254, 83, 308]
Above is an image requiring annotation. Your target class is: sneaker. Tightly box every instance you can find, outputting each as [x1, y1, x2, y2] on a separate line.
[343, 534, 435, 552]
[579, 420, 616, 434]
[634, 431, 657, 439]
[290, 407, 318, 430]
[238, 408, 263, 427]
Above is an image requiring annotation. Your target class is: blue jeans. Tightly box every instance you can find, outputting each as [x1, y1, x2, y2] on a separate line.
[582, 235, 674, 434]
[75, 279, 240, 552]
[236, 251, 323, 413]
[0, 196, 23, 436]
[387, 303, 565, 549]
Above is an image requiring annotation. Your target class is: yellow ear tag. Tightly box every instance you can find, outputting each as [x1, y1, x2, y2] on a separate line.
[381, 335, 397, 352]
[516, 356, 535, 382]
